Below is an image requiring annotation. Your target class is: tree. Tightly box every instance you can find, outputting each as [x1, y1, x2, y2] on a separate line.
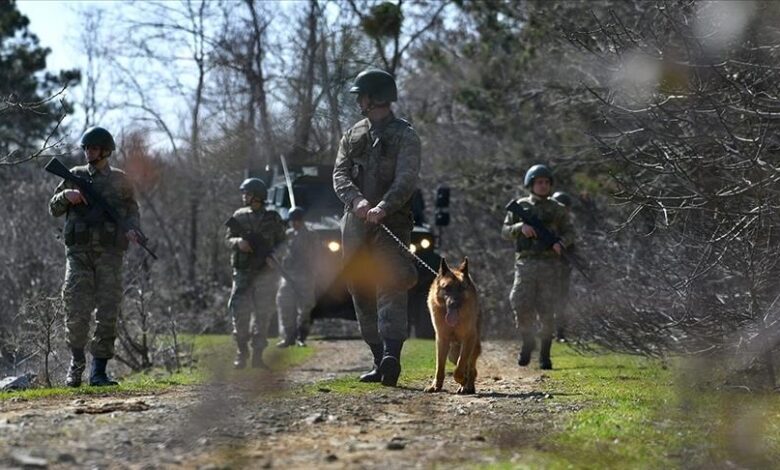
[0, 0, 79, 164]
[347, 0, 450, 75]
[566, 1, 780, 385]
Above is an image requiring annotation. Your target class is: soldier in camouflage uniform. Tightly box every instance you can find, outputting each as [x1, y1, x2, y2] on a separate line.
[275, 206, 318, 348]
[50, 126, 142, 387]
[333, 68, 421, 387]
[502, 164, 575, 370]
[225, 178, 286, 369]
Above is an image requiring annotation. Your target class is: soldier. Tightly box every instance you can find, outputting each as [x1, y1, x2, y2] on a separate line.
[225, 178, 286, 369]
[275, 206, 318, 348]
[50, 126, 143, 387]
[551, 191, 574, 342]
[502, 164, 575, 370]
[333, 68, 421, 387]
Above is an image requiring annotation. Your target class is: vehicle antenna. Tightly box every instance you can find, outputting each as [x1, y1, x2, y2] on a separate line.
[279, 153, 297, 208]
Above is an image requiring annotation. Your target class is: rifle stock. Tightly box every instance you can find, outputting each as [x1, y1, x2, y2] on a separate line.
[45, 157, 158, 260]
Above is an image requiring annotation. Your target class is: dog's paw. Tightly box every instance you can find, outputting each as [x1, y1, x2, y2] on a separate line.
[424, 384, 442, 393]
[453, 370, 465, 385]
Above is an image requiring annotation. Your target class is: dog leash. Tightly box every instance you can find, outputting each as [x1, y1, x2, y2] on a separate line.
[380, 223, 438, 277]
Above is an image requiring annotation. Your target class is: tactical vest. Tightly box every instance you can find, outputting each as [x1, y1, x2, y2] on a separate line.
[62, 167, 131, 251]
[512, 198, 561, 257]
[345, 117, 413, 215]
[230, 208, 284, 270]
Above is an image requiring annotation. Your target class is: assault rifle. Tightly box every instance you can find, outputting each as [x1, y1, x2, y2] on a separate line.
[505, 200, 590, 282]
[45, 157, 158, 260]
[224, 217, 301, 294]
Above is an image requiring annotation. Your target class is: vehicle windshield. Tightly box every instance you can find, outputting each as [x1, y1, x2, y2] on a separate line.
[293, 180, 343, 218]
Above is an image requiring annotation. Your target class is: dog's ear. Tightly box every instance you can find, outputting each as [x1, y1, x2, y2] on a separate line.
[458, 257, 469, 278]
[438, 257, 451, 276]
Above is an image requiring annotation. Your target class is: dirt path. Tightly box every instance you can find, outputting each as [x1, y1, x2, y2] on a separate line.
[0, 340, 576, 469]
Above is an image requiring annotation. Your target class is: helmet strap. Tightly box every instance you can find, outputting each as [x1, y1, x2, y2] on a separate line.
[360, 98, 390, 117]
[246, 195, 264, 207]
[87, 149, 112, 166]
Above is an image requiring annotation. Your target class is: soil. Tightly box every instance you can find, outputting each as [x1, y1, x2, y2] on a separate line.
[0, 339, 578, 469]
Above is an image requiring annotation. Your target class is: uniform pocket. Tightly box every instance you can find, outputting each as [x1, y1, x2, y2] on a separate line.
[73, 222, 89, 245]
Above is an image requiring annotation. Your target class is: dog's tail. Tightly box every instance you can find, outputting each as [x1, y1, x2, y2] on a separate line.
[448, 342, 460, 365]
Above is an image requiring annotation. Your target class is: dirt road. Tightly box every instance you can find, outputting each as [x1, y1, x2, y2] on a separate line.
[0, 340, 575, 469]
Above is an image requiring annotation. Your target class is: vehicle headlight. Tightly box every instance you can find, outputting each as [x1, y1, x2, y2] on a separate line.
[419, 238, 431, 249]
[409, 244, 417, 253]
[327, 241, 341, 252]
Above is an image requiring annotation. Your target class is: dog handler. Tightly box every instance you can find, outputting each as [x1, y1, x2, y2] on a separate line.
[333, 68, 421, 387]
[502, 164, 575, 370]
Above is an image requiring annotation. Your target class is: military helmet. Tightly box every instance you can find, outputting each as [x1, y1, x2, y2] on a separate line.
[239, 178, 267, 200]
[552, 191, 573, 207]
[288, 206, 305, 221]
[80, 126, 116, 151]
[349, 69, 398, 103]
[524, 164, 554, 188]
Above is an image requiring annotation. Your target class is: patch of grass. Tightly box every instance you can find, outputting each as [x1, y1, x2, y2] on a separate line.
[305, 338, 438, 394]
[0, 335, 314, 402]
[487, 344, 780, 469]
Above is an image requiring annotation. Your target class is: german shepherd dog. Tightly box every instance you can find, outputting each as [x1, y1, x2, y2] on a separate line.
[424, 257, 481, 394]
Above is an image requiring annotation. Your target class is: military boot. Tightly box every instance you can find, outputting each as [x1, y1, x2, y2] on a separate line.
[518, 334, 535, 367]
[65, 348, 86, 388]
[276, 334, 296, 348]
[296, 325, 310, 347]
[234, 343, 249, 369]
[89, 358, 119, 387]
[251, 344, 267, 369]
[539, 337, 553, 370]
[378, 339, 404, 387]
[358, 342, 384, 383]
[556, 327, 567, 343]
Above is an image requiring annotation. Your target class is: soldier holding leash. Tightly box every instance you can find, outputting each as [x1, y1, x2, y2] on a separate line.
[333, 69, 421, 387]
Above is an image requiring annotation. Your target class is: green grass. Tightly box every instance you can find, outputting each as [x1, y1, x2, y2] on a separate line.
[488, 344, 780, 469]
[303, 338, 438, 394]
[0, 335, 314, 402]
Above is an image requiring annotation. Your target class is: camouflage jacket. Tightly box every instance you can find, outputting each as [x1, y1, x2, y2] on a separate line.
[225, 207, 286, 270]
[502, 194, 575, 258]
[279, 225, 318, 275]
[332, 113, 421, 222]
[49, 163, 140, 253]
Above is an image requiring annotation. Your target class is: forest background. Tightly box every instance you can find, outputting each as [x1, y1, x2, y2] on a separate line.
[1, 0, 779, 391]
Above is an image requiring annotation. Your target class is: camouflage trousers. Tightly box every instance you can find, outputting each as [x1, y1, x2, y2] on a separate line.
[61, 250, 124, 359]
[509, 257, 564, 341]
[276, 275, 316, 340]
[228, 268, 279, 350]
[341, 212, 418, 344]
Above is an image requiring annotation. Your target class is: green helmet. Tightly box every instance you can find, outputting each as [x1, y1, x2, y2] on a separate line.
[552, 191, 572, 207]
[524, 164, 554, 188]
[239, 178, 267, 200]
[349, 69, 397, 103]
[288, 206, 305, 221]
[80, 126, 116, 151]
